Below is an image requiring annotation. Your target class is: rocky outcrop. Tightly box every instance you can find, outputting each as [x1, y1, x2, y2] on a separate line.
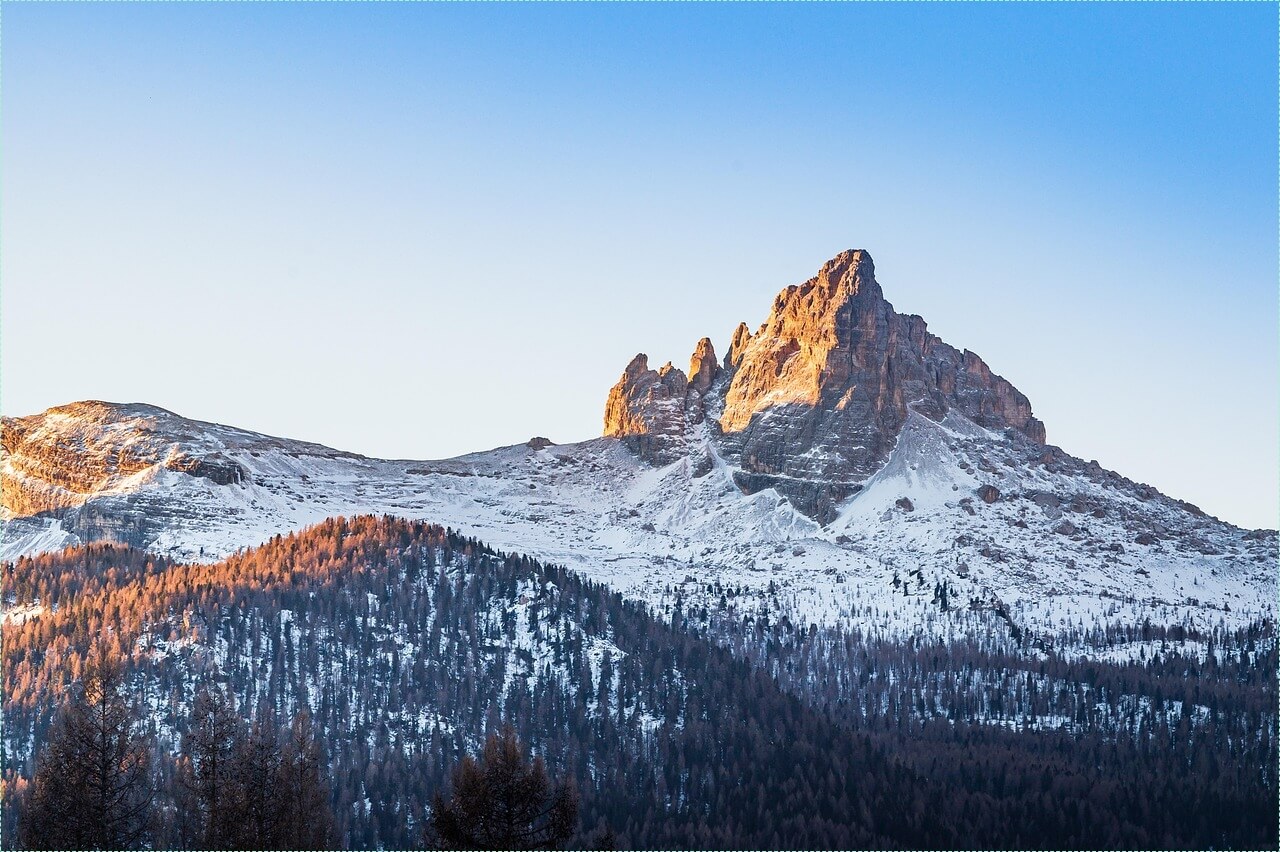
[602, 336, 731, 464]
[686, 338, 720, 425]
[602, 249, 1047, 521]
[0, 400, 340, 519]
[687, 338, 719, 396]
[602, 355, 691, 464]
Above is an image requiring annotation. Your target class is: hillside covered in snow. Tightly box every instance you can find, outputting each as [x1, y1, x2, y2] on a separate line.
[4, 518, 1273, 848]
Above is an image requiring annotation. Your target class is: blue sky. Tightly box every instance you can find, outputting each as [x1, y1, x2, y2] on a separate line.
[3, 3, 1275, 528]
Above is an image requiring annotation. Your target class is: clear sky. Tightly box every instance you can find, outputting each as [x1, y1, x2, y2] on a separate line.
[3, 3, 1276, 529]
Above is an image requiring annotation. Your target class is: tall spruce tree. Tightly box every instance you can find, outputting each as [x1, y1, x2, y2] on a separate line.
[276, 709, 337, 850]
[234, 705, 284, 849]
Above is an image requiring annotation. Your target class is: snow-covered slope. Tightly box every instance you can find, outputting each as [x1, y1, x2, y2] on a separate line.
[3, 400, 1273, 645]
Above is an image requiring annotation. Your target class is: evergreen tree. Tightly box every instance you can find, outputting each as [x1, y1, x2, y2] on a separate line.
[234, 705, 283, 849]
[179, 684, 244, 849]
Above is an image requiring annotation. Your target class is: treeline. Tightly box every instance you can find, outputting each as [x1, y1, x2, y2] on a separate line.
[3, 516, 1276, 849]
[12, 649, 336, 850]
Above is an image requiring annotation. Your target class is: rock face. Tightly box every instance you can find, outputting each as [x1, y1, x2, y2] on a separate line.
[2, 402, 244, 517]
[602, 249, 1046, 521]
[1, 400, 358, 538]
[603, 355, 691, 464]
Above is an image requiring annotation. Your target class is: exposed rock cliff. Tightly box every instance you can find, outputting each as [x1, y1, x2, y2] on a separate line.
[602, 249, 1047, 521]
[1, 400, 359, 546]
[2, 402, 250, 517]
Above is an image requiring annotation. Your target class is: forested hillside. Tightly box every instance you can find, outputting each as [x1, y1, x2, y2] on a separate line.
[3, 516, 1275, 848]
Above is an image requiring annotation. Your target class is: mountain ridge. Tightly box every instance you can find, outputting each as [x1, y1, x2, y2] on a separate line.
[2, 249, 1275, 646]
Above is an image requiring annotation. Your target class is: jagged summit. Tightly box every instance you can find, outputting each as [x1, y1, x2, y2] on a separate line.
[604, 249, 1045, 520]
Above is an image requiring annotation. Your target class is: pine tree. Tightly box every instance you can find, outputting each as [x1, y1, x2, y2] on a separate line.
[18, 649, 152, 850]
[427, 726, 578, 850]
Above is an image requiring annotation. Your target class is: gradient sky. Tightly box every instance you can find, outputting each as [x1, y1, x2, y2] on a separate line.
[3, 3, 1276, 529]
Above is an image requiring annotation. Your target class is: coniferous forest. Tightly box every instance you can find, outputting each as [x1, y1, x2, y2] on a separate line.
[2, 516, 1275, 849]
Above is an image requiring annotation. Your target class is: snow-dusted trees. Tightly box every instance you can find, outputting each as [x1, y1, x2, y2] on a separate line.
[18, 649, 153, 850]
[3, 518, 1275, 849]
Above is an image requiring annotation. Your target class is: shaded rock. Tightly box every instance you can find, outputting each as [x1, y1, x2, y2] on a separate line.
[895, 497, 915, 513]
[1030, 492, 1060, 511]
[1177, 500, 1207, 518]
[977, 485, 1000, 504]
[979, 544, 1007, 563]
[690, 451, 714, 479]
[526, 437, 554, 450]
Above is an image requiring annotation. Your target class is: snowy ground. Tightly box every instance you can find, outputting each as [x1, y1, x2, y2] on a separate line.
[2, 406, 1275, 644]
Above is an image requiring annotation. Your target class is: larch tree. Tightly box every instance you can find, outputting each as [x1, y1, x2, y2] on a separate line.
[18, 648, 153, 850]
[427, 726, 578, 850]
[179, 684, 244, 849]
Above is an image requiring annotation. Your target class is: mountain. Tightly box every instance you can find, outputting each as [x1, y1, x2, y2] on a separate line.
[604, 250, 1043, 521]
[3, 251, 1273, 650]
[2, 249, 1276, 848]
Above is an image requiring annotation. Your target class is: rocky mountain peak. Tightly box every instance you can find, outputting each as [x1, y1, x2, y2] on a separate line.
[688, 337, 719, 394]
[725, 323, 753, 371]
[817, 247, 879, 298]
[602, 355, 689, 463]
[602, 248, 1048, 521]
